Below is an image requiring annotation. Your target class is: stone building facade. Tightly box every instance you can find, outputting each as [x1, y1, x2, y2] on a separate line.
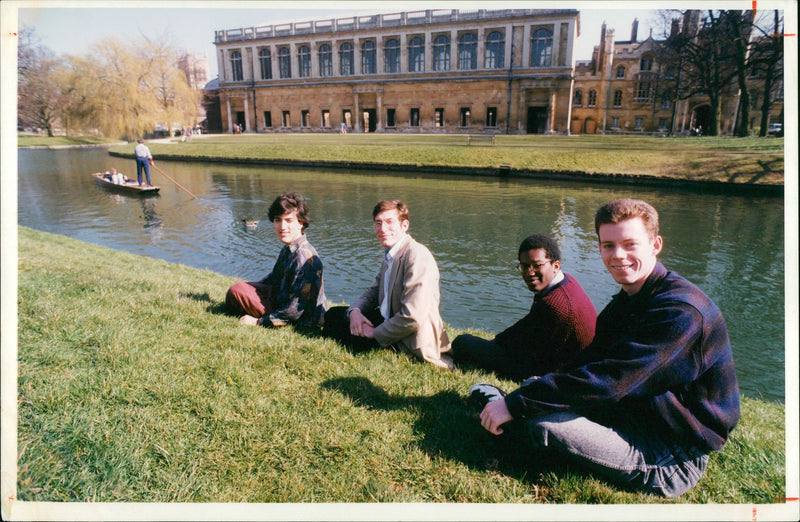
[572, 13, 783, 135]
[213, 9, 579, 134]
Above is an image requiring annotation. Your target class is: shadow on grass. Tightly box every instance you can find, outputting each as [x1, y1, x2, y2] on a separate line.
[320, 376, 580, 486]
[180, 292, 230, 315]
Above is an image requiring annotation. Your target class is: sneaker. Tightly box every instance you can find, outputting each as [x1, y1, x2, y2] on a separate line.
[469, 383, 506, 408]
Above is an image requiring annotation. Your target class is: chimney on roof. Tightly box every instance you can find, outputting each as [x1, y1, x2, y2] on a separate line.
[631, 18, 639, 41]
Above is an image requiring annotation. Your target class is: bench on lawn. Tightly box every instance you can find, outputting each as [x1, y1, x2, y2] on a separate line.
[466, 134, 496, 146]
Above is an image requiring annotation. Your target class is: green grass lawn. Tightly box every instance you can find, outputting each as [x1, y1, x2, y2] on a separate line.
[108, 133, 784, 186]
[17, 134, 122, 147]
[13, 227, 786, 507]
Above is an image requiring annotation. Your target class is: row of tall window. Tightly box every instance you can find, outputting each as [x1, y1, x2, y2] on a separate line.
[228, 28, 555, 81]
[258, 106, 500, 129]
[573, 88, 671, 109]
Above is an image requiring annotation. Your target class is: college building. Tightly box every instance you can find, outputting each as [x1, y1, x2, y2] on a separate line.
[213, 8, 579, 134]
[212, 8, 783, 135]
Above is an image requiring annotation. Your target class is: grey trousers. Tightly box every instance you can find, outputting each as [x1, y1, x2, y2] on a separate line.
[525, 411, 709, 497]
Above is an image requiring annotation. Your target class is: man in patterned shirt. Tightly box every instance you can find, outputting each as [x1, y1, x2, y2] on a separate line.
[226, 192, 327, 328]
[470, 199, 740, 497]
[452, 234, 596, 381]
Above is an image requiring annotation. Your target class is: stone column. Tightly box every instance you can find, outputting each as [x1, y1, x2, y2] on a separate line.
[289, 43, 297, 79]
[504, 25, 513, 68]
[521, 25, 530, 68]
[244, 95, 251, 132]
[377, 36, 385, 73]
[552, 23, 561, 67]
[424, 31, 432, 72]
[332, 40, 340, 76]
[477, 27, 485, 69]
[226, 98, 233, 133]
[219, 49, 227, 81]
[353, 92, 361, 132]
[377, 92, 383, 131]
[549, 88, 556, 133]
[311, 42, 319, 78]
[400, 33, 407, 72]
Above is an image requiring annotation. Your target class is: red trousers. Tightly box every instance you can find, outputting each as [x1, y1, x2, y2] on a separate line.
[225, 281, 277, 318]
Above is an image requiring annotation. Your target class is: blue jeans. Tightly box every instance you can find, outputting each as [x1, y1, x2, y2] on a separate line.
[136, 157, 151, 185]
[524, 411, 708, 497]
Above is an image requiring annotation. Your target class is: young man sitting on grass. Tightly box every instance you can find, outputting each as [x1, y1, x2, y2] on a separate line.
[470, 198, 740, 497]
[451, 233, 596, 381]
[226, 192, 327, 328]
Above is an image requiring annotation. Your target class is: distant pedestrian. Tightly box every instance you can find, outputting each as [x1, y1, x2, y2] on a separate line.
[340, 122, 347, 134]
[134, 139, 154, 187]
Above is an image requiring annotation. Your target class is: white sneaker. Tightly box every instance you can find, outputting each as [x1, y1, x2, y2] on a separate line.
[469, 383, 506, 408]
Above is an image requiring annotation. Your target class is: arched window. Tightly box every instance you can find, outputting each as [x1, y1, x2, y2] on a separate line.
[573, 90, 583, 107]
[408, 36, 425, 72]
[616, 65, 626, 78]
[588, 89, 597, 107]
[339, 42, 354, 76]
[485, 31, 504, 69]
[530, 28, 552, 67]
[230, 50, 243, 81]
[278, 47, 291, 78]
[613, 90, 623, 107]
[640, 55, 653, 72]
[318, 44, 332, 77]
[258, 48, 271, 80]
[458, 33, 477, 70]
[298, 45, 311, 77]
[361, 40, 376, 74]
[433, 34, 450, 71]
[384, 38, 400, 73]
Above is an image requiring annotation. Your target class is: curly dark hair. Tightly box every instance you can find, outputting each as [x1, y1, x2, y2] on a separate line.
[268, 192, 311, 230]
[518, 234, 561, 262]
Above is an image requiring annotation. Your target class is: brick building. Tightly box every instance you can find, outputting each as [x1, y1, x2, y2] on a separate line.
[213, 8, 579, 134]
[572, 12, 783, 135]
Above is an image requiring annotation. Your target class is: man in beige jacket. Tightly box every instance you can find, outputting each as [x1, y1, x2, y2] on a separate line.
[323, 200, 453, 369]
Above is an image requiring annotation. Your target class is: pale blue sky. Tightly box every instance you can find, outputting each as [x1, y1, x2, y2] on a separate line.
[15, 1, 664, 79]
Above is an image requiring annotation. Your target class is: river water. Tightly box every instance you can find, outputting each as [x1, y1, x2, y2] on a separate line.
[16, 147, 787, 402]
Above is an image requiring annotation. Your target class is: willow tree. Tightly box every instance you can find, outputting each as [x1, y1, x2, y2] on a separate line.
[58, 37, 198, 140]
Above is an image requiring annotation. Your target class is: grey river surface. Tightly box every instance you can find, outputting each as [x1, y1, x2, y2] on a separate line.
[17, 147, 786, 402]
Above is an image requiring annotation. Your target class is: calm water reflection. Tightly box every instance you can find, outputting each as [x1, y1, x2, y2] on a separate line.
[17, 147, 786, 402]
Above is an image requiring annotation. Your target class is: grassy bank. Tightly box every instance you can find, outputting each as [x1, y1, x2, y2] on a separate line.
[108, 133, 784, 187]
[17, 134, 122, 148]
[13, 226, 785, 507]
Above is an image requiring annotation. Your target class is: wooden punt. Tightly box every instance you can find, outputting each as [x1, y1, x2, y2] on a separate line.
[92, 172, 160, 195]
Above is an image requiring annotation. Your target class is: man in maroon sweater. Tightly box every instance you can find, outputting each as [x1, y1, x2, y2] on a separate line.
[452, 234, 597, 381]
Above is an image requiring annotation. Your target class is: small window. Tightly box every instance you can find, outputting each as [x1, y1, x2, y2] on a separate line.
[433, 34, 450, 71]
[588, 90, 597, 107]
[613, 90, 623, 108]
[661, 92, 670, 110]
[282, 110, 291, 127]
[342, 110, 352, 128]
[616, 66, 625, 79]
[573, 90, 583, 107]
[530, 28, 552, 67]
[301, 110, 310, 127]
[459, 107, 471, 127]
[640, 56, 653, 72]
[634, 117, 643, 130]
[458, 33, 477, 70]
[434, 108, 444, 128]
[486, 107, 497, 127]
[321, 110, 330, 128]
[611, 117, 620, 128]
[658, 118, 668, 130]
[386, 108, 396, 127]
[263, 111, 272, 128]
[410, 108, 420, 127]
